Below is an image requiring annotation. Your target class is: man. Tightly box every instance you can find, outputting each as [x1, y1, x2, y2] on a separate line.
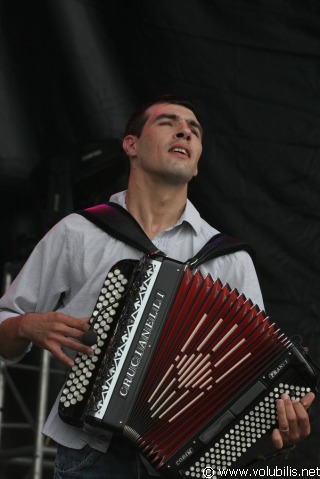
[0, 96, 314, 478]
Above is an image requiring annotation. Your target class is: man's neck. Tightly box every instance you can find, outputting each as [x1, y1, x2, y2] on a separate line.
[125, 184, 188, 240]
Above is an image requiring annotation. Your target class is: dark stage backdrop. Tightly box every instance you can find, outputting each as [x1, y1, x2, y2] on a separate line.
[0, 0, 319, 471]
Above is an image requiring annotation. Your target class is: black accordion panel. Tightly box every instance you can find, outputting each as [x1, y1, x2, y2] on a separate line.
[58, 254, 318, 478]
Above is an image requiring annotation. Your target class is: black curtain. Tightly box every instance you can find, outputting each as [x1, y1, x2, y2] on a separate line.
[0, 0, 319, 469]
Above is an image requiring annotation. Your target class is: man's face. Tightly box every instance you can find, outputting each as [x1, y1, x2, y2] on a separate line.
[124, 102, 203, 185]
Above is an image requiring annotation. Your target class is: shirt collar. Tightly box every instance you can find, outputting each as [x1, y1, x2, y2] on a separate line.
[109, 190, 201, 234]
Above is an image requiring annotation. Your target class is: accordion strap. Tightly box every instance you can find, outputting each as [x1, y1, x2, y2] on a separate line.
[77, 202, 255, 266]
[78, 202, 162, 255]
[187, 232, 255, 269]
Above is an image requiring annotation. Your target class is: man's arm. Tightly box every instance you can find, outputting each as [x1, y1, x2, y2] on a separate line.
[0, 216, 98, 366]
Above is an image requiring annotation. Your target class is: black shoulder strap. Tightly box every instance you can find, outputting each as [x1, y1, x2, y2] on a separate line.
[77, 202, 255, 267]
[187, 233, 256, 270]
[78, 202, 162, 255]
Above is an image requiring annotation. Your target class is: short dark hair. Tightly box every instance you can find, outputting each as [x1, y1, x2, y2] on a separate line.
[123, 95, 201, 139]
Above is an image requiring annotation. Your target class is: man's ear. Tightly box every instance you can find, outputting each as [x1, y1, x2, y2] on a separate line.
[193, 164, 199, 178]
[122, 135, 137, 157]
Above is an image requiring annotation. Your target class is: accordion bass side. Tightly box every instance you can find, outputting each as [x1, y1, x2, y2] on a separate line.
[58, 254, 318, 478]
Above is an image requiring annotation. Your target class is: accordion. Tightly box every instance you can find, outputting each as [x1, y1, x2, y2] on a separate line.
[59, 254, 318, 478]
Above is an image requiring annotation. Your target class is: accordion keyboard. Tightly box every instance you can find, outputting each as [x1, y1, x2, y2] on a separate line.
[182, 380, 311, 478]
[59, 260, 136, 425]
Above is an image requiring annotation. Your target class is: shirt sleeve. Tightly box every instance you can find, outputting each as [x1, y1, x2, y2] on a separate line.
[0, 219, 71, 362]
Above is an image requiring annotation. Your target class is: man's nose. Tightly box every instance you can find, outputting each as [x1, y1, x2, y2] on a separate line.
[175, 129, 191, 141]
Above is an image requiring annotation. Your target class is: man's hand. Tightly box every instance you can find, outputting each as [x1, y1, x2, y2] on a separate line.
[0, 312, 93, 367]
[20, 312, 94, 366]
[272, 392, 315, 449]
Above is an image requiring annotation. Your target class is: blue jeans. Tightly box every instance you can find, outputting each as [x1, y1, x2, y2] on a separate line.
[53, 437, 162, 479]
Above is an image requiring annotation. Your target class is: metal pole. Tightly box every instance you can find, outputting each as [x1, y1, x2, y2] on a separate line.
[0, 266, 13, 452]
[0, 362, 5, 450]
[32, 349, 51, 479]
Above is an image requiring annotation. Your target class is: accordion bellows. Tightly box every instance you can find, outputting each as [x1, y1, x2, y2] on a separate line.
[58, 255, 317, 478]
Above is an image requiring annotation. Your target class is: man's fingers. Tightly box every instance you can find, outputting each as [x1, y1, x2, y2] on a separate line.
[277, 394, 293, 432]
[49, 345, 75, 367]
[55, 314, 90, 332]
[50, 315, 91, 343]
[300, 392, 315, 410]
[46, 336, 93, 366]
[292, 400, 311, 438]
[272, 428, 284, 450]
[273, 392, 313, 449]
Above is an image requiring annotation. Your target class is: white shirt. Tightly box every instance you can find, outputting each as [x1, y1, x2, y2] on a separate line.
[0, 190, 264, 453]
